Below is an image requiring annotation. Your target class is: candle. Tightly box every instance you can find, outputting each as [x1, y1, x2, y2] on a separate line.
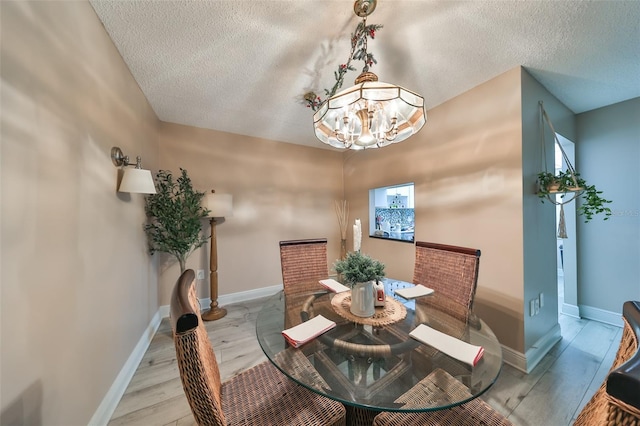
[354, 219, 361, 252]
[353, 224, 358, 252]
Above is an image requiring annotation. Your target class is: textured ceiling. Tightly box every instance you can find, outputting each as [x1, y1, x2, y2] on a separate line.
[90, 0, 640, 149]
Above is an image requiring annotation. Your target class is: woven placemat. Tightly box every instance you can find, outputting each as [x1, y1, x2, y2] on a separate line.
[331, 292, 407, 326]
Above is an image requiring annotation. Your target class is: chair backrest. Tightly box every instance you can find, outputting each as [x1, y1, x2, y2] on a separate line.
[170, 269, 226, 426]
[575, 301, 640, 424]
[413, 241, 481, 315]
[608, 301, 640, 408]
[279, 238, 329, 296]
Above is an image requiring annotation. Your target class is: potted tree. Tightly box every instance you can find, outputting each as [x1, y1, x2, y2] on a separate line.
[333, 251, 385, 317]
[144, 169, 210, 273]
[537, 170, 612, 223]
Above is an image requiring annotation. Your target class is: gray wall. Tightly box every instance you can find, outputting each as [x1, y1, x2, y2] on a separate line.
[576, 97, 640, 315]
[520, 69, 576, 351]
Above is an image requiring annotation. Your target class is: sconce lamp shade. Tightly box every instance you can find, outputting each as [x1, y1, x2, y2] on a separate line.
[205, 192, 233, 218]
[119, 168, 156, 194]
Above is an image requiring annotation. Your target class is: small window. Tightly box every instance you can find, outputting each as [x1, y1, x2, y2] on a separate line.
[369, 183, 414, 243]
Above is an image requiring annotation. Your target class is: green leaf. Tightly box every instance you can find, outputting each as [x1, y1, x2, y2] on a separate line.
[144, 168, 210, 270]
[537, 169, 612, 223]
[333, 251, 385, 285]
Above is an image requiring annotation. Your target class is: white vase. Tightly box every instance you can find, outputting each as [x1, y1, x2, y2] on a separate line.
[350, 281, 375, 317]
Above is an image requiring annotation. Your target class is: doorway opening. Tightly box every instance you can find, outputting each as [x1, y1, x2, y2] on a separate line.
[555, 135, 579, 317]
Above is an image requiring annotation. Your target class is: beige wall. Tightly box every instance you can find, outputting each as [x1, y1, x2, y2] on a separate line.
[1, 2, 159, 424]
[155, 70, 536, 352]
[156, 123, 345, 304]
[342, 68, 525, 350]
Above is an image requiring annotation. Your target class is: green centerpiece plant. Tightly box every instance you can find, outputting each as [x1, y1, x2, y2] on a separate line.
[334, 250, 385, 317]
[144, 168, 210, 273]
[333, 251, 386, 286]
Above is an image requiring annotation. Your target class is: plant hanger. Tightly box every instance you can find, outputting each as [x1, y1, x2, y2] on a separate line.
[538, 101, 611, 238]
[538, 101, 582, 238]
[539, 101, 583, 197]
[537, 101, 612, 237]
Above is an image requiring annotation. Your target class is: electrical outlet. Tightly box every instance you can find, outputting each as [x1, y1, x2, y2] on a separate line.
[530, 299, 536, 317]
[539, 292, 545, 308]
[534, 299, 540, 315]
[197, 269, 205, 280]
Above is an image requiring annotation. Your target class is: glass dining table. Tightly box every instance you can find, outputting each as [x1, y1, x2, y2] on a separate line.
[256, 278, 503, 425]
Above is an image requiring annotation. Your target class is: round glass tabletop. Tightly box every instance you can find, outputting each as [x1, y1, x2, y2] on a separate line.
[256, 278, 503, 413]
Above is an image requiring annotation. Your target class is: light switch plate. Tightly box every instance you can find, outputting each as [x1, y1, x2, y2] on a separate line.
[197, 269, 205, 280]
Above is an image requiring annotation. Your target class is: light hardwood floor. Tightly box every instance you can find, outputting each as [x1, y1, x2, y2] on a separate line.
[108, 297, 622, 426]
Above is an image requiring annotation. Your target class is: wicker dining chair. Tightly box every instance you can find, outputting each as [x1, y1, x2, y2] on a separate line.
[573, 300, 640, 425]
[372, 368, 513, 426]
[413, 241, 481, 321]
[280, 238, 331, 328]
[377, 242, 491, 426]
[279, 238, 329, 296]
[170, 269, 346, 426]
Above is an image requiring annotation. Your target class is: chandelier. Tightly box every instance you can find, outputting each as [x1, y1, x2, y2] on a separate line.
[309, 0, 426, 150]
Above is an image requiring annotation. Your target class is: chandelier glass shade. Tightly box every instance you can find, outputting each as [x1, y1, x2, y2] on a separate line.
[311, 0, 426, 150]
[313, 74, 425, 149]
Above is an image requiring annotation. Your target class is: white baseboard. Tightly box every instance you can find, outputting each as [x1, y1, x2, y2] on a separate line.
[524, 324, 562, 373]
[188, 284, 283, 318]
[501, 345, 527, 373]
[218, 284, 282, 308]
[158, 284, 283, 319]
[579, 304, 623, 327]
[158, 303, 170, 319]
[89, 309, 163, 426]
[502, 324, 562, 374]
[562, 303, 580, 318]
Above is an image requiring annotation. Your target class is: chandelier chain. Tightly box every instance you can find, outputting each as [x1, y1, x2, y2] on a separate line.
[303, 16, 382, 111]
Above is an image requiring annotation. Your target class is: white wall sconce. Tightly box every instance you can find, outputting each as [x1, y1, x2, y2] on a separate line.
[111, 146, 156, 194]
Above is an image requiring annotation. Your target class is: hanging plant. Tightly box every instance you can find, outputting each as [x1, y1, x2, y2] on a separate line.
[537, 102, 612, 233]
[537, 169, 582, 194]
[537, 170, 612, 223]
